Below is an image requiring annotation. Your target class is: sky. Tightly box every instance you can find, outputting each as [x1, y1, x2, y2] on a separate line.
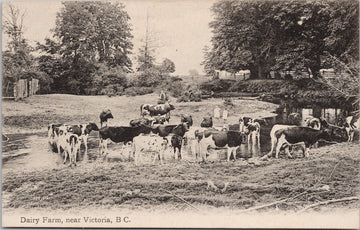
[1, 0, 217, 75]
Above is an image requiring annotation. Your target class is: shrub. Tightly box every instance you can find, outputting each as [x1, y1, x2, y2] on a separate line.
[124, 87, 153, 96]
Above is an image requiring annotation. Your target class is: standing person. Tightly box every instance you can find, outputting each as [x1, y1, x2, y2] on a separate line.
[222, 108, 228, 122]
[158, 90, 169, 104]
[214, 106, 221, 119]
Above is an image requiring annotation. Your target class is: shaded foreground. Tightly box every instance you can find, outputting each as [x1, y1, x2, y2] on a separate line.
[3, 142, 359, 213]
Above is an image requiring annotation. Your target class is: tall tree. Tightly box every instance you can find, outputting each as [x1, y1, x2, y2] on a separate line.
[136, 12, 159, 71]
[204, 0, 358, 79]
[160, 58, 175, 73]
[39, 1, 133, 94]
[2, 4, 37, 96]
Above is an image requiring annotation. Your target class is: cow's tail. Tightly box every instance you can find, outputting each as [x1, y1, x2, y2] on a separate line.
[267, 128, 281, 158]
[69, 135, 78, 166]
[140, 104, 144, 117]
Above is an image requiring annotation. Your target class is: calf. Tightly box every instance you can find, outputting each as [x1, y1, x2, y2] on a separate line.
[238, 117, 261, 148]
[100, 109, 114, 128]
[132, 134, 169, 165]
[170, 134, 183, 160]
[266, 125, 331, 159]
[196, 129, 246, 162]
[98, 124, 159, 156]
[201, 117, 213, 128]
[246, 120, 261, 147]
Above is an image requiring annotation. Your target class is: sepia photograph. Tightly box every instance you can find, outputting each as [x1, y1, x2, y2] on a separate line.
[1, 0, 359, 228]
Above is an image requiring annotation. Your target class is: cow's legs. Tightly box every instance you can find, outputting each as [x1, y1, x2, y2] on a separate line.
[83, 135, 88, 159]
[232, 147, 236, 161]
[57, 142, 61, 155]
[304, 146, 310, 158]
[63, 149, 68, 164]
[227, 147, 233, 161]
[178, 146, 182, 160]
[98, 138, 103, 155]
[267, 135, 278, 158]
[350, 130, 354, 142]
[275, 135, 292, 159]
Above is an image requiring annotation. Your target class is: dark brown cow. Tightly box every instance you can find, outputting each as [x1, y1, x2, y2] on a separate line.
[200, 117, 213, 128]
[98, 125, 159, 155]
[181, 114, 193, 127]
[157, 123, 189, 137]
[100, 109, 114, 128]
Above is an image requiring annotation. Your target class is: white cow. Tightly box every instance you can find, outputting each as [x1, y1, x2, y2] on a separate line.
[132, 134, 169, 165]
[344, 116, 360, 142]
[182, 126, 205, 161]
[266, 124, 299, 159]
[56, 127, 81, 166]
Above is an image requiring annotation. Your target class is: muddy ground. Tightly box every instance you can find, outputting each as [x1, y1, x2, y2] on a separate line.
[1, 94, 359, 226]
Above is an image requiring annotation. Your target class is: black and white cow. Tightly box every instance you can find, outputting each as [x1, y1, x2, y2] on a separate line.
[344, 115, 360, 142]
[140, 101, 175, 117]
[196, 129, 246, 162]
[67, 123, 99, 157]
[98, 124, 159, 156]
[59, 132, 81, 166]
[265, 125, 332, 159]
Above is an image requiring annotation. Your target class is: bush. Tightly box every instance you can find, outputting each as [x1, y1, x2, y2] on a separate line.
[199, 79, 235, 92]
[124, 87, 153, 96]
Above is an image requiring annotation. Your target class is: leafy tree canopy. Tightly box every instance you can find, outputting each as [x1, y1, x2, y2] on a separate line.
[204, 0, 359, 79]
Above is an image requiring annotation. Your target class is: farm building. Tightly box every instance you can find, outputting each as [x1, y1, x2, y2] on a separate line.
[215, 70, 250, 80]
[2, 78, 39, 100]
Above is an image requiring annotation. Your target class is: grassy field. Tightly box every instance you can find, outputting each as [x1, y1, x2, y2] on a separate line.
[2, 93, 278, 133]
[1, 94, 359, 227]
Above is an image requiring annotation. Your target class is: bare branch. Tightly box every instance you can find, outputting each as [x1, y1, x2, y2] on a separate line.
[296, 196, 359, 214]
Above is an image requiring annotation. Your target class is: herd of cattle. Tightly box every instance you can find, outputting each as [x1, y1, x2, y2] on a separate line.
[47, 100, 359, 166]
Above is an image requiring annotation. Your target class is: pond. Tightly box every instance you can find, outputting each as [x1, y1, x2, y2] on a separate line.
[1, 98, 352, 170]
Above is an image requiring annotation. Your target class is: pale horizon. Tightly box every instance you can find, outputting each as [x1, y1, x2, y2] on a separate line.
[1, 0, 217, 75]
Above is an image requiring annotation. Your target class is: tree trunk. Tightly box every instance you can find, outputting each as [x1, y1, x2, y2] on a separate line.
[249, 65, 259, 79]
[309, 56, 322, 79]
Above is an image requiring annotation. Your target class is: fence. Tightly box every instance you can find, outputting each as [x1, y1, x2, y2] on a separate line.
[13, 78, 39, 100]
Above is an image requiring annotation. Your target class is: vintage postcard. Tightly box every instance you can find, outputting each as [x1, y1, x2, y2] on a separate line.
[2, 0, 359, 228]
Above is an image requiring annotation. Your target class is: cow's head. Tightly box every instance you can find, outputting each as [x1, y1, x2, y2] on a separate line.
[181, 114, 193, 127]
[168, 103, 175, 111]
[319, 118, 329, 129]
[87, 122, 100, 132]
[173, 123, 189, 136]
[320, 128, 333, 141]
